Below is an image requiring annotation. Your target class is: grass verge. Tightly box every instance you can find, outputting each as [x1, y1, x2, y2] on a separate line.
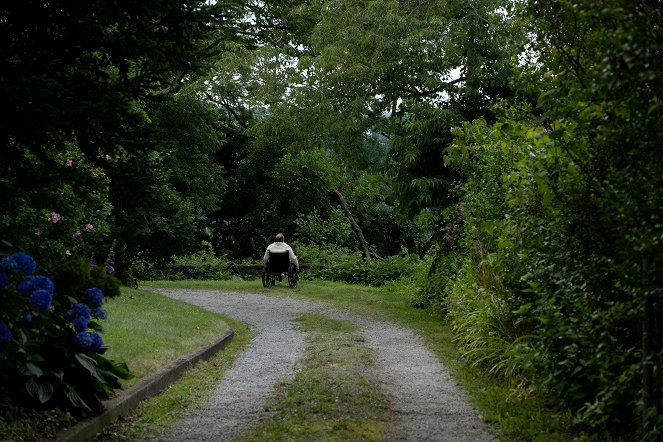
[97, 316, 252, 441]
[239, 313, 393, 441]
[102, 287, 232, 385]
[144, 278, 575, 441]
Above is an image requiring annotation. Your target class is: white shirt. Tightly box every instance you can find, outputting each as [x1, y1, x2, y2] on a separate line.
[263, 242, 299, 269]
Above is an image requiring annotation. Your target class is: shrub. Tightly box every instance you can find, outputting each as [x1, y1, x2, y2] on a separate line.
[170, 243, 231, 280]
[0, 252, 131, 417]
[446, 256, 527, 380]
[291, 241, 356, 276]
[413, 244, 463, 311]
[294, 242, 418, 287]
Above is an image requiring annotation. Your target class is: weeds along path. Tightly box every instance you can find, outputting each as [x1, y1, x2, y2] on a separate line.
[150, 289, 495, 442]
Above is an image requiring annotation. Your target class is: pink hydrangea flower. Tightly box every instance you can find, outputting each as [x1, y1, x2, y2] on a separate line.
[34, 227, 42, 236]
[66, 159, 73, 167]
[73, 230, 81, 238]
[49, 212, 61, 223]
[85, 224, 94, 232]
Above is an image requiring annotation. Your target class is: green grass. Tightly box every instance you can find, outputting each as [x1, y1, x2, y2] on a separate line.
[143, 278, 575, 441]
[99, 316, 252, 440]
[102, 287, 232, 385]
[239, 313, 393, 442]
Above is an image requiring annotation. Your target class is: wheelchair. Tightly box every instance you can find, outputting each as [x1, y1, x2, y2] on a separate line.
[262, 250, 299, 288]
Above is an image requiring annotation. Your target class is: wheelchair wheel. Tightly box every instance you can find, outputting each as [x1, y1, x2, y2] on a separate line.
[262, 272, 269, 288]
[288, 265, 299, 289]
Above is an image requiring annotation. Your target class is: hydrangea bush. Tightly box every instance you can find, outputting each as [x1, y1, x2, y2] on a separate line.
[0, 252, 131, 416]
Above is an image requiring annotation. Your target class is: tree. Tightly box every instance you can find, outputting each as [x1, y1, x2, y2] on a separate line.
[195, 0, 526, 259]
[386, 0, 526, 222]
[0, 0, 217, 268]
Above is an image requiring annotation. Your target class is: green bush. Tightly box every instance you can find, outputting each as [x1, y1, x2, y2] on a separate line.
[0, 143, 113, 269]
[446, 253, 528, 380]
[412, 244, 462, 311]
[170, 243, 231, 280]
[513, 2, 663, 436]
[294, 242, 418, 287]
[291, 242, 354, 272]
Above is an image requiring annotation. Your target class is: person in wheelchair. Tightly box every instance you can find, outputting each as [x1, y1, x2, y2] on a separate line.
[262, 232, 299, 288]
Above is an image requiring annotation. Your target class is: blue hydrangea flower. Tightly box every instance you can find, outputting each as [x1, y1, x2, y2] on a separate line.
[85, 287, 104, 307]
[0, 256, 15, 272]
[72, 303, 91, 321]
[89, 332, 103, 352]
[91, 307, 108, 320]
[74, 331, 92, 350]
[32, 275, 54, 295]
[72, 316, 89, 332]
[17, 276, 35, 295]
[74, 331, 104, 352]
[0, 272, 7, 289]
[11, 252, 37, 275]
[0, 321, 11, 344]
[19, 275, 54, 296]
[29, 289, 52, 311]
[24, 313, 33, 323]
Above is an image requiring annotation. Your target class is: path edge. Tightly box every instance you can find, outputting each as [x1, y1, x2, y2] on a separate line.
[56, 327, 235, 442]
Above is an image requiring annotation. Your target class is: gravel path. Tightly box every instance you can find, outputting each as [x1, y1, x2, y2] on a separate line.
[150, 289, 495, 442]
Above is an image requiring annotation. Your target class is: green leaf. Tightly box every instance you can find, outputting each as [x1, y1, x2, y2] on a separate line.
[25, 378, 53, 403]
[38, 383, 53, 403]
[64, 383, 91, 410]
[18, 362, 44, 377]
[25, 377, 39, 399]
[108, 360, 134, 380]
[75, 352, 107, 384]
[45, 368, 65, 382]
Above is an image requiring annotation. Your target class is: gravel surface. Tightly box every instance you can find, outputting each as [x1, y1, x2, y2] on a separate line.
[150, 289, 496, 442]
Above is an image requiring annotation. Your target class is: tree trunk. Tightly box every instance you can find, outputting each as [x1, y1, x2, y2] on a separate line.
[329, 187, 372, 260]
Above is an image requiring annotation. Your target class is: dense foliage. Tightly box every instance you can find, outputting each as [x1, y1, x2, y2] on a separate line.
[418, 2, 663, 439]
[2, 0, 661, 439]
[0, 0, 221, 420]
[0, 0, 219, 276]
[519, 2, 662, 436]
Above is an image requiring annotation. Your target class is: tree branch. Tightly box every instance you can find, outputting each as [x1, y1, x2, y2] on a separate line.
[329, 186, 377, 260]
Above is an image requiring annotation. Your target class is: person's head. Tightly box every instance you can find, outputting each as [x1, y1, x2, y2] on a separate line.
[275, 232, 284, 242]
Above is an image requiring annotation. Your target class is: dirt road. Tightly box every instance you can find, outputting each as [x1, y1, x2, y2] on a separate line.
[150, 290, 495, 442]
